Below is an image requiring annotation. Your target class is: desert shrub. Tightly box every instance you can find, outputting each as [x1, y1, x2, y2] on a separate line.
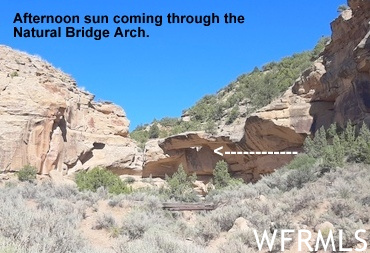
[75, 167, 131, 195]
[108, 196, 123, 207]
[337, 4, 350, 13]
[285, 154, 319, 189]
[286, 165, 317, 189]
[194, 216, 221, 243]
[226, 106, 239, 125]
[164, 164, 198, 202]
[52, 184, 79, 199]
[312, 37, 330, 59]
[301, 209, 317, 226]
[269, 204, 293, 229]
[33, 181, 79, 201]
[330, 199, 360, 219]
[93, 213, 116, 230]
[114, 230, 206, 253]
[289, 186, 320, 212]
[10, 71, 18, 78]
[205, 121, 217, 135]
[258, 168, 289, 192]
[124, 176, 136, 184]
[287, 154, 316, 170]
[121, 210, 170, 240]
[158, 117, 179, 127]
[139, 195, 163, 212]
[218, 238, 256, 253]
[213, 160, 243, 189]
[0, 189, 87, 252]
[219, 229, 259, 252]
[16, 182, 37, 199]
[207, 203, 252, 232]
[16, 165, 37, 182]
[130, 129, 149, 148]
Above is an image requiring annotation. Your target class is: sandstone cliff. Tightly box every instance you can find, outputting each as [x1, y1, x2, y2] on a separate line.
[143, 0, 370, 181]
[0, 46, 141, 175]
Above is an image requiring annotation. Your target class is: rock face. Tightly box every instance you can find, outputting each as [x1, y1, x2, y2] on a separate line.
[293, 0, 370, 130]
[0, 46, 141, 175]
[143, 0, 370, 181]
[143, 133, 237, 177]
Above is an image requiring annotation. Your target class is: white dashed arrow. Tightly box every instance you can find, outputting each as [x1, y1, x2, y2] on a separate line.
[213, 146, 298, 156]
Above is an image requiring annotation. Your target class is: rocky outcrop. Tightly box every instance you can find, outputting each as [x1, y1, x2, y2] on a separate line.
[294, 0, 370, 130]
[143, 130, 301, 182]
[143, 0, 370, 181]
[0, 45, 141, 175]
[143, 133, 238, 177]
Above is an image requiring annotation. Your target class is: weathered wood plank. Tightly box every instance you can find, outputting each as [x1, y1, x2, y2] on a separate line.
[162, 202, 215, 211]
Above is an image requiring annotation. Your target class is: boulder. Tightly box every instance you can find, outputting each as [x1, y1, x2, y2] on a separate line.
[228, 217, 251, 234]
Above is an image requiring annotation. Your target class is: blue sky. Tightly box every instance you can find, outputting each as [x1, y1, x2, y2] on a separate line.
[1, 0, 344, 130]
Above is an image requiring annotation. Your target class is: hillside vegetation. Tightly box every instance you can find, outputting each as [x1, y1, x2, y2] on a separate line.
[131, 37, 329, 147]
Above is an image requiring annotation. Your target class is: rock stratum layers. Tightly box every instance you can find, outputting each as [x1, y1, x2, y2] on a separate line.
[143, 0, 370, 181]
[0, 46, 141, 175]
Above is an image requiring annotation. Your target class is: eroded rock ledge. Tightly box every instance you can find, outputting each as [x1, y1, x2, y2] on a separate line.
[143, 0, 370, 181]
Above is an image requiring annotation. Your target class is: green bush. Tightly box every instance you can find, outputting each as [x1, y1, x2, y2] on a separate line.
[213, 160, 243, 189]
[164, 164, 198, 202]
[226, 106, 239, 125]
[304, 126, 327, 158]
[148, 123, 160, 139]
[17, 165, 37, 182]
[130, 129, 149, 148]
[284, 154, 319, 189]
[312, 37, 330, 59]
[304, 122, 370, 169]
[158, 117, 179, 127]
[322, 135, 345, 169]
[205, 121, 217, 135]
[75, 167, 131, 194]
[337, 4, 350, 13]
[351, 123, 370, 164]
[10, 71, 18, 78]
[286, 154, 316, 170]
[286, 166, 317, 190]
[124, 176, 136, 184]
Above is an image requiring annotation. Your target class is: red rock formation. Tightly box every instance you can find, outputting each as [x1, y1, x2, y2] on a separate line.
[0, 46, 142, 175]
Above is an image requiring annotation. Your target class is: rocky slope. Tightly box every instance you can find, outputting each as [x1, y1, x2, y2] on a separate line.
[143, 0, 370, 181]
[0, 46, 142, 175]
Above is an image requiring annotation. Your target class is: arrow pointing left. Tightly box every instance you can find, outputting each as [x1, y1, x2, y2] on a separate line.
[214, 146, 223, 156]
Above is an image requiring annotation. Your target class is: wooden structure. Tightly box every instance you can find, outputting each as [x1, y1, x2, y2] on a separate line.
[162, 202, 215, 211]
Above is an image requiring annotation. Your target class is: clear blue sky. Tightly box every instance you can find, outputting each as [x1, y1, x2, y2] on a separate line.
[1, 0, 344, 130]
